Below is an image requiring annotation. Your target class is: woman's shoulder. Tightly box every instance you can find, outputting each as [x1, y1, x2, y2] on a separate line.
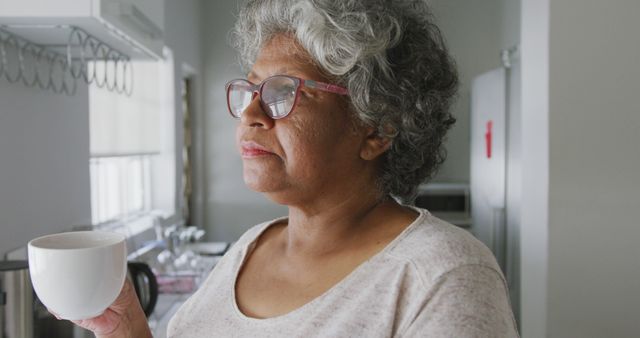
[384, 207, 503, 285]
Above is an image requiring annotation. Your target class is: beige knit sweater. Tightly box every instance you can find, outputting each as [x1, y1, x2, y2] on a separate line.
[168, 207, 519, 337]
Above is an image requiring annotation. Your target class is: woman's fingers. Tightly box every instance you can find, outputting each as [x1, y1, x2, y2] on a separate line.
[44, 280, 134, 334]
[43, 279, 152, 337]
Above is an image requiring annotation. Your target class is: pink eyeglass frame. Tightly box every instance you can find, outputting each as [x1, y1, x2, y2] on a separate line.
[225, 74, 349, 119]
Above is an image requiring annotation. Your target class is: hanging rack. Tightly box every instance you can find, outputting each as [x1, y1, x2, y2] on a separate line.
[0, 24, 133, 96]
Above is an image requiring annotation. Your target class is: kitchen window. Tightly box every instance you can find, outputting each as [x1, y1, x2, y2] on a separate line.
[89, 47, 176, 230]
[90, 154, 152, 225]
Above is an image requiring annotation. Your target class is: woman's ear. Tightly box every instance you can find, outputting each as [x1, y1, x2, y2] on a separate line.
[360, 126, 393, 161]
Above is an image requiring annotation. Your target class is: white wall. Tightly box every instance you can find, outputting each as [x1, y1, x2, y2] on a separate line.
[0, 77, 92, 256]
[546, 0, 640, 336]
[520, 0, 550, 337]
[200, 0, 287, 242]
[519, 0, 640, 336]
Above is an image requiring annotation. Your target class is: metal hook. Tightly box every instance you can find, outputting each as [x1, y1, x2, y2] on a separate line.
[124, 58, 133, 96]
[45, 54, 64, 94]
[2, 34, 22, 84]
[19, 42, 40, 87]
[0, 33, 5, 81]
[105, 49, 119, 91]
[33, 45, 49, 90]
[67, 27, 87, 80]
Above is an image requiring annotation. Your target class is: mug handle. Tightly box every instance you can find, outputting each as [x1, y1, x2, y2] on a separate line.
[127, 262, 158, 317]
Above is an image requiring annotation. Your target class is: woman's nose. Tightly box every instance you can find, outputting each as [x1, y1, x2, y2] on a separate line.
[240, 93, 275, 129]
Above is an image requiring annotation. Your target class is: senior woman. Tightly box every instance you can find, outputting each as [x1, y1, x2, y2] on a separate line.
[66, 0, 519, 337]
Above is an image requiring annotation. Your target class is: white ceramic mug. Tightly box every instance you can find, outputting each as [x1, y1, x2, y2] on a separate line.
[27, 231, 127, 320]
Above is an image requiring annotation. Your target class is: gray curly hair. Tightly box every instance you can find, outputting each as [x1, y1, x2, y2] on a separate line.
[231, 0, 458, 203]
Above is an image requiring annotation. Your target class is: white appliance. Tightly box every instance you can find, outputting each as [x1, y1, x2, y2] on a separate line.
[470, 51, 521, 322]
[0, 0, 165, 59]
[471, 68, 507, 268]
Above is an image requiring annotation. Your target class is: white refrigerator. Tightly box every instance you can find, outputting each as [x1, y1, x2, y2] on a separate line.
[470, 61, 521, 324]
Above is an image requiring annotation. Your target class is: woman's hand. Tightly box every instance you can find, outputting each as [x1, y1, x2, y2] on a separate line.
[49, 279, 152, 338]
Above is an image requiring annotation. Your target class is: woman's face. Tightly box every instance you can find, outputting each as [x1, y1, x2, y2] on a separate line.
[235, 35, 368, 205]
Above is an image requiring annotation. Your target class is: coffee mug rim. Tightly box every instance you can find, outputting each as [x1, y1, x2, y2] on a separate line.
[28, 230, 125, 251]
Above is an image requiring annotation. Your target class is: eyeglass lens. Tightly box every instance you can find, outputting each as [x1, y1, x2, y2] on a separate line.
[227, 76, 298, 119]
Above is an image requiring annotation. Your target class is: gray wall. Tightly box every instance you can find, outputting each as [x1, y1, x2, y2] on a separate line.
[429, 0, 506, 183]
[546, 0, 640, 336]
[0, 76, 92, 256]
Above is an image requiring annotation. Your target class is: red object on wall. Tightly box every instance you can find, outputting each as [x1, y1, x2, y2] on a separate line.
[485, 120, 493, 159]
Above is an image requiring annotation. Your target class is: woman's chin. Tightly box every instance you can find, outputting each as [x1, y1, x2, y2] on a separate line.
[243, 173, 283, 193]
[244, 180, 273, 193]
[242, 173, 300, 205]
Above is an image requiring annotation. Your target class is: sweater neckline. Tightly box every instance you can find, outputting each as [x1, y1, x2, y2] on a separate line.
[229, 206, 428, 324]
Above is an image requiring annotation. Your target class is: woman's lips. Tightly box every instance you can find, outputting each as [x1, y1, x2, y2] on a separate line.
[240, 141, 276, 158]
[242, 148, 274, 157]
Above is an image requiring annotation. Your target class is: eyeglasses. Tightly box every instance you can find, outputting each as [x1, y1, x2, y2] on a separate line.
[225, 75, 349, 119]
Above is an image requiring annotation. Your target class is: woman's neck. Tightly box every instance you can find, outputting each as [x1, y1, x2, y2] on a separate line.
[284, 188, 393, 258]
